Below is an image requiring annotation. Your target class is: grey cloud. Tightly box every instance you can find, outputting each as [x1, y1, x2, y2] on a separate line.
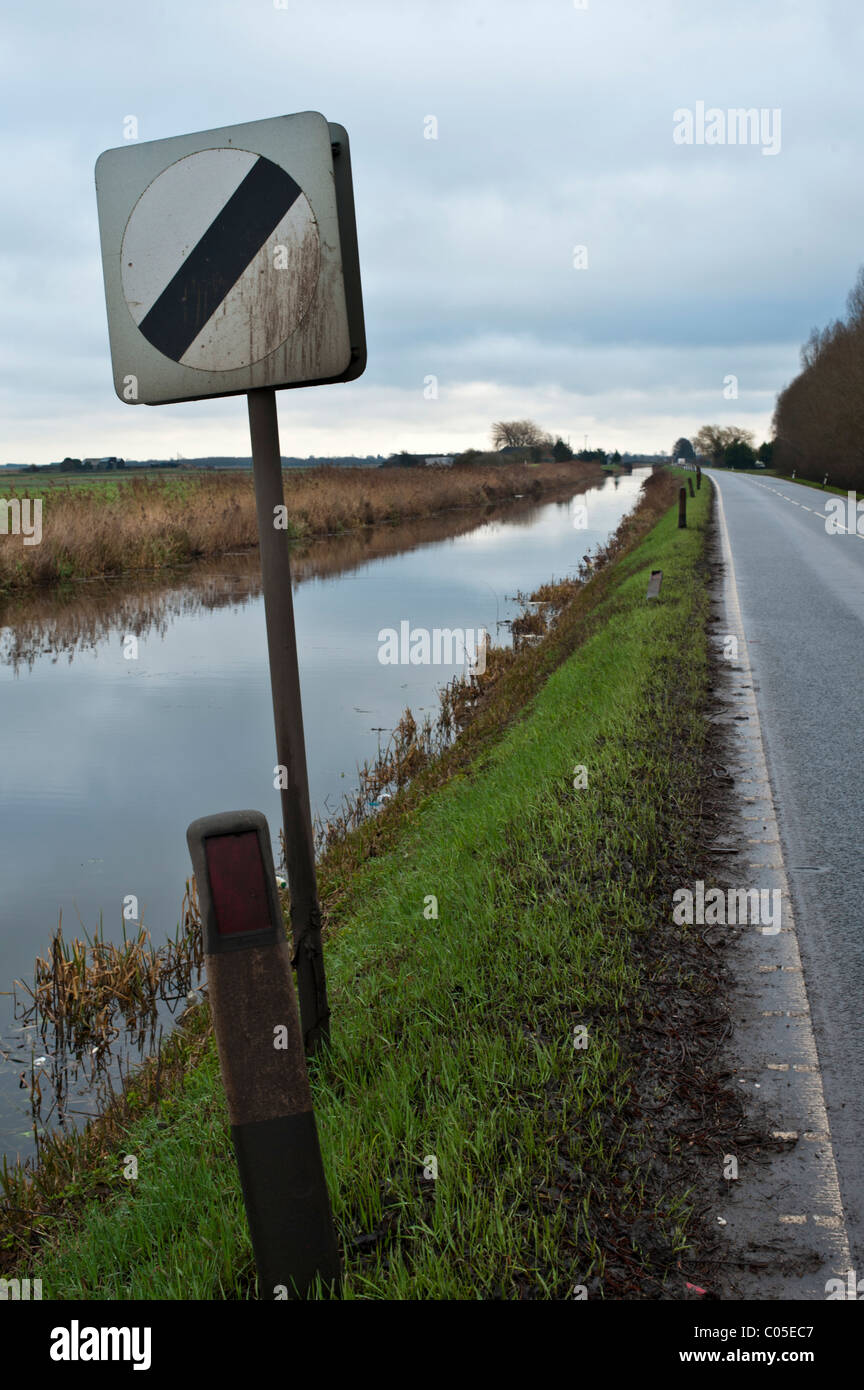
[1, 0, 862, 461]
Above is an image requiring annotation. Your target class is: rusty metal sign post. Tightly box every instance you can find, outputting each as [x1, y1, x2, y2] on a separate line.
[95, 112, 366, 1052]
[186, 811, 341, 1298]
[247, 387, 329, 1050]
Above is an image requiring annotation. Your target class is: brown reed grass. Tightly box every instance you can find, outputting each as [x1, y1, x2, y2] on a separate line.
[0, 461, 603, 593]
[7, 882, 204, 1145]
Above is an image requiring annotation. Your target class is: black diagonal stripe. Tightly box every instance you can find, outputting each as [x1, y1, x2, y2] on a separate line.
[139, 155, 303, 363]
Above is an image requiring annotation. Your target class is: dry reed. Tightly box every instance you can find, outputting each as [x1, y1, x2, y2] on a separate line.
[7, 882, 204, 1146]
[0, 461, 602, 593]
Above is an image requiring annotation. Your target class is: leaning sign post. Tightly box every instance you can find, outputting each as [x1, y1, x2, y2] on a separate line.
[95, 112, 366, 1052]
[95, 112, 364, 1296]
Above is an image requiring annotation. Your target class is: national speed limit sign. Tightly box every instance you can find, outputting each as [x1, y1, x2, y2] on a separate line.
[95, 111, 365, 405]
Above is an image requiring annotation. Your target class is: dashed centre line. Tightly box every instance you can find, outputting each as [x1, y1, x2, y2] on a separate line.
[749, 477, 864, 539]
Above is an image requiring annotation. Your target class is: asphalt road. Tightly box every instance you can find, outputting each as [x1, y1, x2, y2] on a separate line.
[708, 467, 864, 1268]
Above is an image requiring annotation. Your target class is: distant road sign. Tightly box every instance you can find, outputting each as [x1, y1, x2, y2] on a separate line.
[95, 112, 365, 405]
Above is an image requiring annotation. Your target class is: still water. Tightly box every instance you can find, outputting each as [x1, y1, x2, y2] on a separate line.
[0, 469, 649, 1157]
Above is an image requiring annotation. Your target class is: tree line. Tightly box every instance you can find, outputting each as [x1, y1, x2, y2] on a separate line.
[486, 421, 618, 464]
[772, 266, 864, 486]
[436, 420, 619, 467]
[673, 430, 773, 470]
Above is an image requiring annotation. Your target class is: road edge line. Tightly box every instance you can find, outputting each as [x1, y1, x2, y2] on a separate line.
[710, 470, 853, 1297]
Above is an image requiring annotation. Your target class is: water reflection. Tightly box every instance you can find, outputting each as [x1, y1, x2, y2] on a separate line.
[0, 484, 587, 672]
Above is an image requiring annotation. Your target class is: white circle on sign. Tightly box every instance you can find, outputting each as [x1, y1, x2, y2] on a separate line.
[120, 148, 320, 371]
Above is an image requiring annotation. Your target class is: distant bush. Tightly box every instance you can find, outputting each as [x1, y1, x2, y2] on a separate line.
[453, 449, 504, 466]
[724, 440, 756, 470]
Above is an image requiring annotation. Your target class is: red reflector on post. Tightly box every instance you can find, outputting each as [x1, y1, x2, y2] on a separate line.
[206, 830, 272, 936]
[188, 810, 284, 955]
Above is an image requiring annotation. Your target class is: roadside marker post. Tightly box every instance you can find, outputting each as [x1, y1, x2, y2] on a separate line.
[186, 810, 341, 1299]
[95, 112, 366, 1051]
[678, 487, 687, 528]
[696, 466, 702, 489]
[687, 476, 695, 498]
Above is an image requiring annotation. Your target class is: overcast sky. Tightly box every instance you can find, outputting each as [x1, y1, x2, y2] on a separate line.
[1, 0, 862, 465]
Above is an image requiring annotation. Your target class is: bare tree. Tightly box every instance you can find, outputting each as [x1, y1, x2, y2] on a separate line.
[490, 419, 545, 450]
[692, 425, 755, 466]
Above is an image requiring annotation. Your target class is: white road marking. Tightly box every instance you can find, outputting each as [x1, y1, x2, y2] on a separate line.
[744, 474, 864, 539]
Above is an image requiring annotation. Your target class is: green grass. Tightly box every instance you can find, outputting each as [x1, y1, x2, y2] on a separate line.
[23, 478, 714, 1300]
[0, 472, 221, 505]
[0, 468, 245, 496]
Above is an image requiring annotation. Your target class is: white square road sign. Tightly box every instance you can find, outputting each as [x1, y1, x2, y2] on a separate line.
[95, 111, 365, 406]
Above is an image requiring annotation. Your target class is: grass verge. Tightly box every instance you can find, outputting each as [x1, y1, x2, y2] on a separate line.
[6, 470, 738, 1299]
